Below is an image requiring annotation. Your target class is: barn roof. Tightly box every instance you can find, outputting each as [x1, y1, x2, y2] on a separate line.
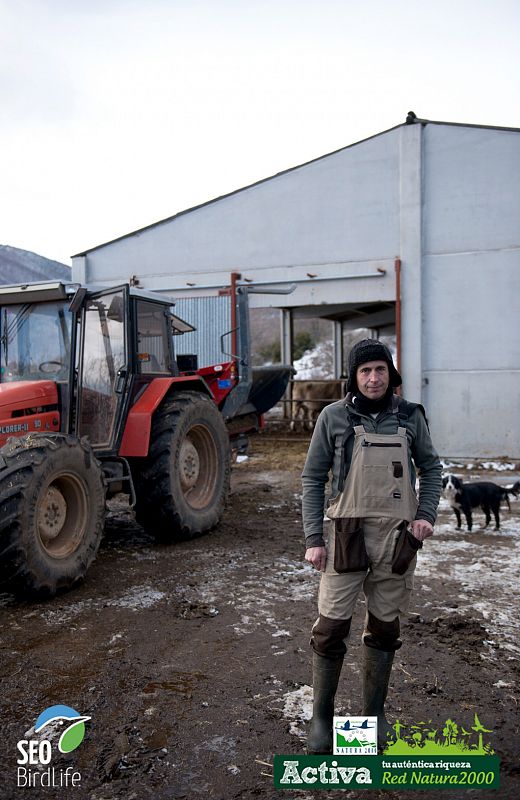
[72, 114, 520, 258]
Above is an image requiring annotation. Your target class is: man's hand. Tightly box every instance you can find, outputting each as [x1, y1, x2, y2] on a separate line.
[411, 519, 434, 541]
[305, 546, 327, 571]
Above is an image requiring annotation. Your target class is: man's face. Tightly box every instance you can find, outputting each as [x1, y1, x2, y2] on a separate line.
[356, 360, 390, 400]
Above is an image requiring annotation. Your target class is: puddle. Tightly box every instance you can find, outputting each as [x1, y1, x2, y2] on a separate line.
[142, 671, 206, 696]
[193, 734, 237, 758]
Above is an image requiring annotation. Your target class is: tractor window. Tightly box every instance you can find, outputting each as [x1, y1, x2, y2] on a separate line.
[78, 291, 126, 448]
[0, 301, 71, 383]
[136, 301, 170, 374]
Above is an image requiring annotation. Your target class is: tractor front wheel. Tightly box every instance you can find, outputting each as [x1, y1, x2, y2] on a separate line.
[133, 392, 230, 539]
[0, 434, 106, 598]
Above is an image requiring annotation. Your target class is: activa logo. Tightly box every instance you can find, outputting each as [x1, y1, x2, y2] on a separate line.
[16, 705, 91, 789]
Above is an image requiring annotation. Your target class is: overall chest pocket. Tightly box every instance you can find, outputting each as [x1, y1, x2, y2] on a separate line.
[360, 442, 404, 500]
[362, 441, 402, 463]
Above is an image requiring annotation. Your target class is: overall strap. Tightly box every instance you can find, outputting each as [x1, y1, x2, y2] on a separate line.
[338, 406, 357, 491]
[347, 409, 363, 429]
[395, 398, 430, 431]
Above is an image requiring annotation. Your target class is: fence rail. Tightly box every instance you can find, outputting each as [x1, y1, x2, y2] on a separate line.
[265, 377, 346, 427]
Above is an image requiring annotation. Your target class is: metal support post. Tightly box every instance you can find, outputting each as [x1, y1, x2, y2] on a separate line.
[333, 320, 344, 378]
[280, 308, 293, 418]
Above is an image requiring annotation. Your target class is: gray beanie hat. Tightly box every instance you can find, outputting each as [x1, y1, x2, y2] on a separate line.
[347, 339, 402, 392]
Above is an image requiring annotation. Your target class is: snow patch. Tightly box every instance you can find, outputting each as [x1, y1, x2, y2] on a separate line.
[108, 587, 166, 610]
[441, 460, 518, 472]
[281, 685, 313, 737]
[293, 341, 334, 379]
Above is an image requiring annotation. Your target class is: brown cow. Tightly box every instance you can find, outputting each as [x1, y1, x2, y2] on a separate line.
[290, 380, 345, 431]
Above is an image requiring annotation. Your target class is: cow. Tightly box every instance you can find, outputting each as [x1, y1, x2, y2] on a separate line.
[290, 379, 346, 431]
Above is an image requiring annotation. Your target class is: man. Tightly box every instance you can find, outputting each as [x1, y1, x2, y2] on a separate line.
[302, 339, 442, 754]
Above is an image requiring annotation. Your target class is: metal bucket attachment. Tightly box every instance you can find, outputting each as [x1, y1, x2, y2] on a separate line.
[247, 365, 295, 415]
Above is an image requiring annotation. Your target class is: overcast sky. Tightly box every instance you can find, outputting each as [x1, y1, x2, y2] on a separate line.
[1, 0, 519, 265]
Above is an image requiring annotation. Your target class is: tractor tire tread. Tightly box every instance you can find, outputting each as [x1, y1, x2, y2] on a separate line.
[0, 433, 106, 598]
[133, 392, 230, 540]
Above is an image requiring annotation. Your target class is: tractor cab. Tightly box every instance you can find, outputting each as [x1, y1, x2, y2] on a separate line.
[0, 282, 194, 452]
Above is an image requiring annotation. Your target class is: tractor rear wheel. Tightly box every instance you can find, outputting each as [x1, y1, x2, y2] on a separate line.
[134, 391, 230, 539]
[0, 434, 106, 598]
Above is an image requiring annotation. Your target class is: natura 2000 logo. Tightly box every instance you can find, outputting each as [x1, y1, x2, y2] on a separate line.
[17, 704, 91, 789]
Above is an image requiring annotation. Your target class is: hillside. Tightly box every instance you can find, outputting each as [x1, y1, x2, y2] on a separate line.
[0, 244, 70, 285]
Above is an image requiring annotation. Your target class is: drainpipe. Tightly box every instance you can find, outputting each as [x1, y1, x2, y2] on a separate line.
[230, 271, 241, 362]
[395, 257, 402, 396]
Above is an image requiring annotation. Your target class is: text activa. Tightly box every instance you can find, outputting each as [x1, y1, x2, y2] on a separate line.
[279, 760, 372, 786]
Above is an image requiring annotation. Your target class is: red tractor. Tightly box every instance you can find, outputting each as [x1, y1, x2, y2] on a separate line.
[0, 280, 291, 597]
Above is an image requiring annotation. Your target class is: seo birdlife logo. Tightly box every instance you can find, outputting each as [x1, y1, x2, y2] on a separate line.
[17, 704, 91, 789]
[34, 704, 90, 753]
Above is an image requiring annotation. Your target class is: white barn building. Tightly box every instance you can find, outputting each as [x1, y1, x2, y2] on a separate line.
[72, 115, 520, 458]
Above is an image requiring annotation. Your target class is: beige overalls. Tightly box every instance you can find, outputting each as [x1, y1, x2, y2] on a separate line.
[317, 424, 419, 626]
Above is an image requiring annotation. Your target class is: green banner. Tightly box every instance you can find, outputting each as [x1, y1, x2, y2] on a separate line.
[273, 755, 500, 790]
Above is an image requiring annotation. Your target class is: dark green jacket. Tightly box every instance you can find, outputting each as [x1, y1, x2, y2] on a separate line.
[301, 393, 442, 548]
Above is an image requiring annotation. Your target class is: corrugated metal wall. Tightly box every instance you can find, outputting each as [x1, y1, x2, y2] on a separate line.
[173, 295, 232, 368]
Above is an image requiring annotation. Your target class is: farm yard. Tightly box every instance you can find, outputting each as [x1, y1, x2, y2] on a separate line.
[1, 432, 519, 800]
[1, 6, 519, 799]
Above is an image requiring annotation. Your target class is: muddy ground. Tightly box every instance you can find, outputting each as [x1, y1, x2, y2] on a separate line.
[1, 432, 519, 800]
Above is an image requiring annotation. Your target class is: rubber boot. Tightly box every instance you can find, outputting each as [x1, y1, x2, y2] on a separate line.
[307, 652, 344, 754]
[362, 645, 395, 751]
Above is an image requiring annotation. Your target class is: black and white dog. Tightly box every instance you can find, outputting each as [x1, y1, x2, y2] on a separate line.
[442, 474, 512, 531]
[509, 480, 520, 498]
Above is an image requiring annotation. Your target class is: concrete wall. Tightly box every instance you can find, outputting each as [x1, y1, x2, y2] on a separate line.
[421, 125, 520, 457]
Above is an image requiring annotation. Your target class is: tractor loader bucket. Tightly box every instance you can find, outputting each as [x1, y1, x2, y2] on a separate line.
[247, 365, 294, 415]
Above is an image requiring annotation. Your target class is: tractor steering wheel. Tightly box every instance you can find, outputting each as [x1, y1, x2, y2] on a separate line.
[39, 360, 64, 374]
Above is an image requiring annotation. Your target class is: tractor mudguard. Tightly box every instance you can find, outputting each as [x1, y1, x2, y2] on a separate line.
[0, 381, 60, 448]
[119, 376, 212, 457]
